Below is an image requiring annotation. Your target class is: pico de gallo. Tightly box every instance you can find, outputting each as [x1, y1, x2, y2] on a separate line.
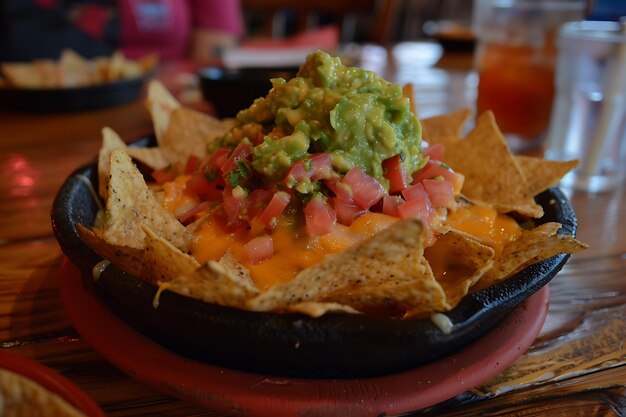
[150, 51, 519, 290]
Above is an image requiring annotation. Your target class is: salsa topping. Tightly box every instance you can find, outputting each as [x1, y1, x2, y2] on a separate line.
[149, 51, 471, 285]
[81, 52, 587, 319]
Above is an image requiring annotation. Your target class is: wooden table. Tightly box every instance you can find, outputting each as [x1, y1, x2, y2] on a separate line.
[0, 49, 624, 416]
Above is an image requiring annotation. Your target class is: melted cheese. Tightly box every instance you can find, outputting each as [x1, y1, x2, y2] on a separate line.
[190, 203, 521, 291]
[192, 212, 398, 291]
[161, 175, 195, 214]
[444, 204, 522, 256]
[431, 312, 454, 334]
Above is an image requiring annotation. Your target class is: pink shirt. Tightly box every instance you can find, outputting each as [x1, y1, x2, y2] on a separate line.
[72, 0, 244, 60]
[119, 0, 244, 60]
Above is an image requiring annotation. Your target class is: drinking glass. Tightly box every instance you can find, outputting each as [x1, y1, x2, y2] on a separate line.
[472, 0, 584, 152]
[545, 20, 626, 192]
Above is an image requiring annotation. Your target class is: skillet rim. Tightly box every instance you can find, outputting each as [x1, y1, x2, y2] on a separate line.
[51, 135, 576, 378]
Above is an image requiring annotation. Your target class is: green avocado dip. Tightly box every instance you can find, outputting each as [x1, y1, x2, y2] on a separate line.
[216, 50, 425, 191]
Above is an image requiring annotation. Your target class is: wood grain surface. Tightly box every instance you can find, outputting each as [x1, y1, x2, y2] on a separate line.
[0, 52, 624, 416]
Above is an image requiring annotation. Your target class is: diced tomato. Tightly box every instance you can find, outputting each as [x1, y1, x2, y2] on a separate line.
[284, 160, 308, 186]
[423, 143, 445, 161]
[309, 153, 334, 180]
[185, 174, 222, 201]
[304, 195, 337, 236]
[257, 191, 291, 228]
[382, 195, 404, 217]
[246, 188, 273, 220]
[152, 165, 177, 185]
[412, 160, 464, 193]
[221, 142, 252, 175]
[222, 186, 248, 225]
[244, 235, 274, 264]
[324, 178, 353, 202]
[342, 167, 385, 209]
[331, 197, 366, 226]
[177, 201, 211, 225]
[253, 133, 265, 145]
[184, 155, 201, 175]
[207, 147, 231, 171]
[402, 183, 427, 202]
[423, 178, 455, 209]
[382, 154, 409, 194]
[284, 153, 334, 187]
[398, 184, 432, 222]
[219, 143, 254, 188]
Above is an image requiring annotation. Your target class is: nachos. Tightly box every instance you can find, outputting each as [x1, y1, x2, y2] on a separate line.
[79, 51, 586, 319]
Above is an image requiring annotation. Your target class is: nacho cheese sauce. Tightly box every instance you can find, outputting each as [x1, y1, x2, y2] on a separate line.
[431, 312, 454, 334]
[192, 211, 399, 290]
[187, 202, 521, 291]
[444, 204, 522, 257]
[158, 174, 523, 291]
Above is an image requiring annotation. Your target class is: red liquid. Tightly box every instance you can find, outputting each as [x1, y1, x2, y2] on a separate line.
[477, 43, 555, 140]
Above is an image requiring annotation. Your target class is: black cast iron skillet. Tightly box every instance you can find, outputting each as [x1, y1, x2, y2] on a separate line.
[51, 136, 577, 378]
[198, 66, 298, 118]
[0, 74, 151, 113]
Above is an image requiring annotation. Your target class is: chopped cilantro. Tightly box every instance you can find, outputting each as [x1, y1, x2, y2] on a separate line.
[225, 160, 252, 187]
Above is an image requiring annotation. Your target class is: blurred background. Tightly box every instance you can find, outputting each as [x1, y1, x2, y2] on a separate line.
[0, 0, 477, 62]
[3, 1, 624, 132]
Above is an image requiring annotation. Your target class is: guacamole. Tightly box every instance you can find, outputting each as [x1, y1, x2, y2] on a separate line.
[217, 50, 425, 190]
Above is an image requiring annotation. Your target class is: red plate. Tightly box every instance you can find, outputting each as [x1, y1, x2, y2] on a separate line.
[0, 348, 105, 416]
[60, 259, 549, 417]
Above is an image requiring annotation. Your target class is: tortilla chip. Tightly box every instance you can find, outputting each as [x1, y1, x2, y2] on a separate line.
[474, 222, 588, 290]
[160, 107, 230, 163]
[421, 108, 472, 142]
[118, 57, 144, 79]
[3, 50, 152, 89]
[516, 155, 579, 196]
[147, 79, 180, 111]
[442, 111, 543, 218]
[98, 127, 169, 199]
[58, 49, 90, 86]
[247, 219, 447, 317]
[34, 60, 61, 88]
[77, 224, 144, 278]
[218, 250, 256, 288]
[157, 260, 260, 308]
[145, 80, 231, 163]
[1, 63, 43, 88]
[102, 149, 192, 250]
[146, 80, 180, 144]
[126, 147, 169, 171]
[425, 229, 495, 309]
[513, 234, 587, 272]
[137, 53, 158, 74]
[92, 57, 110, 83]
[98, 127, 127, 199]
[106, 50, 125, 81]
[0, 368, 87, 417]
[140, 225, 200, 284]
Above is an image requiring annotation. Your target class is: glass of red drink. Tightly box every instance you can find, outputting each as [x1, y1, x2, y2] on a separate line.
[473, 0, 584, 152]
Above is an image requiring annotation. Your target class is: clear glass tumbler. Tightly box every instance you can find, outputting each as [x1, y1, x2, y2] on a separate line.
[545, 20, 626, 192]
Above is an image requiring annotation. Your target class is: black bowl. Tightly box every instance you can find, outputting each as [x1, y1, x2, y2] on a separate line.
[198, 66, 297, 118]
[51, 136, 577, 379]
[0, 74, 151, 113]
